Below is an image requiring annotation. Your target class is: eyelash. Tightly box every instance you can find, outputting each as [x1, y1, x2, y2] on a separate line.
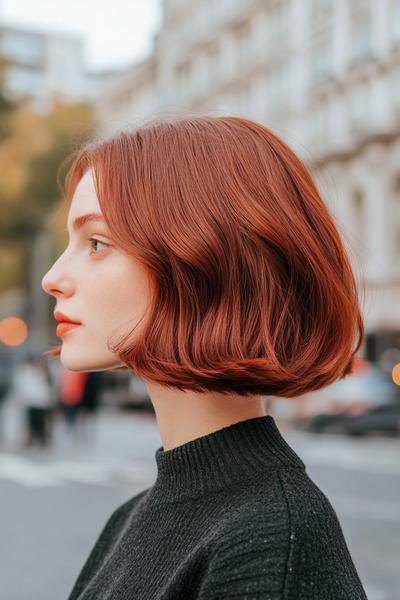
[88, 238, 108, 255]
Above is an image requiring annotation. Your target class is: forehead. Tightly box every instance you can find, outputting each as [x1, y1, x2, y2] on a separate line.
[68, 169, 101, 219]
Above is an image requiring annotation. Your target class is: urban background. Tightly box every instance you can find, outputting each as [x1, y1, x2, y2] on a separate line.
[0, 1, 399, 599]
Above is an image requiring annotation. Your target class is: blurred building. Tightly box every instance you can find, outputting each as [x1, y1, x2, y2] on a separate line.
[93, 0, 400, 363]
[0, 24, 89, 112]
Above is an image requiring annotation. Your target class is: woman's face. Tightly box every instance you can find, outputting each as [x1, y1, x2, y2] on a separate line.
[41, 169, 150, 372]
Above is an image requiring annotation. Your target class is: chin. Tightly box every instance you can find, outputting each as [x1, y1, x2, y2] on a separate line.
[60, 345, 121, 372]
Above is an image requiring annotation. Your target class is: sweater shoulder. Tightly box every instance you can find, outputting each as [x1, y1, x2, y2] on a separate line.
[197, 468, 368, 599]
[210, 465, 304, 539]
[207, 465, 343, 543]
[277, 468, 368, 599]
[277, 467, 347, 539]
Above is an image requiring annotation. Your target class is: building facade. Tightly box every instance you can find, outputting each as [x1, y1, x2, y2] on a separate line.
[0, 24, 88, 112]
[95, 0, 400, 360]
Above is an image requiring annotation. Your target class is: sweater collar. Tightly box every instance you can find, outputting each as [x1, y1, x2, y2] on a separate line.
[152, 415, 305, 500]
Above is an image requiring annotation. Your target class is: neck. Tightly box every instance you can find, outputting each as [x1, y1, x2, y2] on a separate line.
[146, 382, 266, 451]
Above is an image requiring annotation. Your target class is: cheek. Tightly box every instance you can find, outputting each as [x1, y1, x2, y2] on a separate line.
[86, 260, 150, 327]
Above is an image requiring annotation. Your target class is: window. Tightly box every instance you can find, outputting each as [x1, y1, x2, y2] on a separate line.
[268, 61, 290, 112]
[350, 0, 373, 62]
[309, 99, 330, 146]
[175, 60, 191, 102]
[267, 0, 290, 52]
[6, 65, 40, 96]
[351, 189, 368, 263]
[233, 21, 251, 72]
[390, 66, 400, 107]
[207, 41, 219, 86]
[392, 175, 400, 259]
[310, 0, 335, 82]
[1, 30, 44, 66]
[311, 0, 334, 31]
[311, 33, 333, 82]
[391, 0, 400, 41]
[349, 81, 370, 130]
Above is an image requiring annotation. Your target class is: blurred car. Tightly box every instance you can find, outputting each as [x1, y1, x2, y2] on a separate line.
[125, 374, 152, 410]
[305, 401, 400, 436]
[99, 371, 153, 411]
[294, 362, 400, 436]
[343, 402, 400, 436]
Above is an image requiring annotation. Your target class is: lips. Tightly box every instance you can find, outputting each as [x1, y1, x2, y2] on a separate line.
[54, 310, 82, 337]
[54, 310, 81, 324]
[56, 322, 81, 337]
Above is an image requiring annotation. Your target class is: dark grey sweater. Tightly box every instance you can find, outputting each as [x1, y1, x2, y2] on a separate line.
[68, 415, 368, 599]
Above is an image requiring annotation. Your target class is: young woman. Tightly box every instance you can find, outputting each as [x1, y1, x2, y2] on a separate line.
[41, 115, 368, 599]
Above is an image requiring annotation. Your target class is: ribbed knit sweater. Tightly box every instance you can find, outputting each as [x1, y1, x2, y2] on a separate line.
[67, 415, 368, 599]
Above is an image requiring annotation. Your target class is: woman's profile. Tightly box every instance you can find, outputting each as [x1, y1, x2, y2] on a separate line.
[41, 115, 368, 599]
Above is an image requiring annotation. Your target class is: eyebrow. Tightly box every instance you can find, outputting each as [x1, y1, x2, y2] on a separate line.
[67, 213, 106, 233]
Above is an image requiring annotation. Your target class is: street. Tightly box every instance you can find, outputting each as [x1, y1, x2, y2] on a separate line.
[0, 407, 399, 600]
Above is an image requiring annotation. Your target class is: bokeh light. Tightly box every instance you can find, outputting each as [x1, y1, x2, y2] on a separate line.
[392, 363, 400, 386]
[0, 316, 28, 346]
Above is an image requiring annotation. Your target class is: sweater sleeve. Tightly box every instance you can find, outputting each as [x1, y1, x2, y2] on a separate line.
[67, 488, 150, 600]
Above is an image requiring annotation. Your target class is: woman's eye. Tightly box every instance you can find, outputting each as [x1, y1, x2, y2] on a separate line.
[88, 238, 108, 255]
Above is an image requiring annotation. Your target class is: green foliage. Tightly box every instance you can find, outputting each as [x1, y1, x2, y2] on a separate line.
[0, 59, 96, 292]
[0, 54, 19, 140]
[17, 99, 96, 236]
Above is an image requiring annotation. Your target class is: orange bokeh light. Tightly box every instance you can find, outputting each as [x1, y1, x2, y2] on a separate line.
[0, 316, 28, 346]
[392, 363, 400, 386]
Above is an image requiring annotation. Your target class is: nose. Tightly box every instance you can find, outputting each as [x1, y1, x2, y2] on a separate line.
[41, 254, 74, 298]
[41, 269, 56, 296]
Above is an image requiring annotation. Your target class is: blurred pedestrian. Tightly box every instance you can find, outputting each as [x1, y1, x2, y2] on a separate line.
[12, 354, 55, 448]
[0, 355, 12, 446]
[78, 370, 103, 445]
[58, 367, 88, 443]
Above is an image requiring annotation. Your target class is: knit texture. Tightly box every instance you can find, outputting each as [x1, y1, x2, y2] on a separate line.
[67, 415, 368, 599]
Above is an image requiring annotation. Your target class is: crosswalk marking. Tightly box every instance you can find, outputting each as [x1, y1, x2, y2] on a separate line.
[287, 432, 400, 476]
[0, 453, 155, 488]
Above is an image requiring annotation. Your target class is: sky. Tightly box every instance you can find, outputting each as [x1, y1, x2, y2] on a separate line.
[0, 0, 163, 71]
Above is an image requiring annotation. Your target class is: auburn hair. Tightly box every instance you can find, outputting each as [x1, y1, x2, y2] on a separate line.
[44, 114, 365, 398]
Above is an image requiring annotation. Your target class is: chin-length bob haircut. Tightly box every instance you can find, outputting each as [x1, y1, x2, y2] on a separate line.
[45, 114, 365, 398]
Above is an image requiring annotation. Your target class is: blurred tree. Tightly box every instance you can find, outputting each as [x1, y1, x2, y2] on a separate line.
[0, 44, 19, 141]
[6, 97, 95, 238]
[0, 91, 96, 294]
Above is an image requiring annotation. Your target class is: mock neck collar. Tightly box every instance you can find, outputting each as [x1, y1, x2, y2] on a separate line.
[151, 415, 305, 500]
